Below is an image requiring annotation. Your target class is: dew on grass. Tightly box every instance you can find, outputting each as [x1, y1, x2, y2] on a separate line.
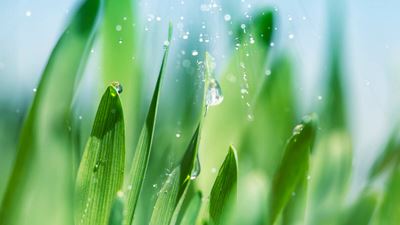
[293, 124, 304, 135]
[206, 79, 224, 106]
[111, 81, 123, 94]
[190, 154, 201, 180]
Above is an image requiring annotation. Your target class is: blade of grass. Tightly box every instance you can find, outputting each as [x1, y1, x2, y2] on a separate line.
[102, 0, 141, 162]
[124, 24, 172, 225]
[75, 86, 125, 225]
[179, 192, 202, 225]
[343, 191, 378, 225]
[368, 127, 400, 180]
[209, 146, 238, 225]
[267, 114, 318, 225]
[149, 125, 202, 225]
[148, 51, 213, 225]
[0, 1, 102, 224]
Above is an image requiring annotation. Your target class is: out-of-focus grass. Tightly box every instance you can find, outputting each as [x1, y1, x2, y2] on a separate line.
[0, 1, 397, 225]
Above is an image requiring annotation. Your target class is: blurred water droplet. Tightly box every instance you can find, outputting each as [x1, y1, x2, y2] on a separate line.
[293, 124, 304, 135]
[32, 88, 37, 92]
[25, 10, 32, 17]
[292, 192, 296, 197]
[288, 34, 294, 39]
[127, 185, 132, 190]
[224, 14, 231, 21]
[163, 40, 170, 47]
[111, 81, 123, 94]
[175, 133, 181, 138]
[265, 69, 271, 76]
[117, 190, 124, 197]
[152, 184, 157, 188]
[211, 168, 217, 173]
[270, 42, 275, 47]
[192, 50, 199, 56]
[190, 154, 201, 180]
[307, 175, 311, 180]
[206, 79, 224, 106]
[317, 95, 323, 100]
[115, 24, 122, 32]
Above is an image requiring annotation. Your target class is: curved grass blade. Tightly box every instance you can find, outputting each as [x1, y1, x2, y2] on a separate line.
[209, 146, 238, 225]
[267, 114, 318, 225]
[343, 191, 378, 225]
[179, 192, 202, 225]
[124, 24, 172, 225]
[149, 125, 201, 225]
[75, 86, 125, 225]
[148, 51, 214, 225]
[0, 1, 102, 224]
[108, 193, 125, 225]
[368, 127, 400, 180]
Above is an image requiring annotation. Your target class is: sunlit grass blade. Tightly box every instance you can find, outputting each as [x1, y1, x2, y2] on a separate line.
[368, 127, 400, 180]
[282, 176, 308, 225]
[267, 114, 318, 225]
[179, 191, 202, 225]
[149, 125, 202, 225]
[0, 1, 101, 224]
[124, 24, 172, 225]
[343, 191, 378, 225]
[373, 161, 400, 225]
[209, 146, 238, 225]
[102, 0, 141, 160]
[108, 194, 125, 225]
[75, 86, 125, 225]
[241, 56, 297, 176]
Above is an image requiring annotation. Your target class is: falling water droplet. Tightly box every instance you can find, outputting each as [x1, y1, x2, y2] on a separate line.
[190, 154, 201, 180]
[293, 124, 304, 135]
[111, 81, 123, 94]
[206, 79, 224, 106]
[224, 14, 231, 21]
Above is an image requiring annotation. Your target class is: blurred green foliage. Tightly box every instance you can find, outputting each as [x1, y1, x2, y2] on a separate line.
[0, 0, 397, 225]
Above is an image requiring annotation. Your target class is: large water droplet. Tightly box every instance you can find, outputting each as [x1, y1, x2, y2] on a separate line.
[111, 81, 123, 94]
[206, 79, 224, 106]
[190, 154, 201, 180]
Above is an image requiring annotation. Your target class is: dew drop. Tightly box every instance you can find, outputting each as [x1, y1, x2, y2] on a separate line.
[32, 88, 37, 92]
[265, 69, 271, 76]
[293, 124, 304, 135]
[115, 24, 122, 32]
[288, 34, 294, 39]
[192, 50, 199, 56]
[206, 79, 224, 106]
[175, 133, 181, 138]
[163, 40, 170, 47]
[190, 154, 201, 180]
[111, 81, 123, 94]
[224, 14, 231, 21]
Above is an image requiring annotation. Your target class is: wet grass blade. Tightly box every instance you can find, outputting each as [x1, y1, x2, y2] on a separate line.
[0, 1, 101, 224]
[209, 146, 238, 225]
[267, 114, 318, 225]
[149, 125, 202, 225]
[179, 192, 202, 225]
[75, 86, 125, 225]
[124, 24, 172, 225]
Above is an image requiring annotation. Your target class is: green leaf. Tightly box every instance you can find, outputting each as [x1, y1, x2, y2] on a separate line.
[102, 0, 141, 156]
[369, 127, 400, 180]
[148, 50, 213, 225]
[374, 162, 400, 225]
[209, 146, 239, 225]
[124, 24, 172, 225]
[267, 114, 318, 225]
[75, 86, 125, 225]
[0, 1, 101, 224]
[343, 191, 378, 225]
[108, 193, 125, 225]
[149, 125, 202, 225]
[179, 192, 202, 225]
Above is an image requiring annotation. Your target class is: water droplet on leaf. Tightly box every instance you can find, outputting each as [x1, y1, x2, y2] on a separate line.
[190, 154, 201, 180]
[206, 79, 224, 106]
[111, 81, 123, 94]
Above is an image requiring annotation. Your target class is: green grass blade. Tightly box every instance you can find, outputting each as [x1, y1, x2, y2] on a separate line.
[124, 24, 172, 225]
[75, 86, 125, 225]
[209, 146, 238, 225]
[102, 0, 141, 159]
[0, 1, 101, 224]
[108, 193, 125, 225]
[343, 191, 378, 225]
[267, 114, 318, 225]
[179, 192, 202, 225]
[368, 127, 400, 180]
[149, 125, 202, 225]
